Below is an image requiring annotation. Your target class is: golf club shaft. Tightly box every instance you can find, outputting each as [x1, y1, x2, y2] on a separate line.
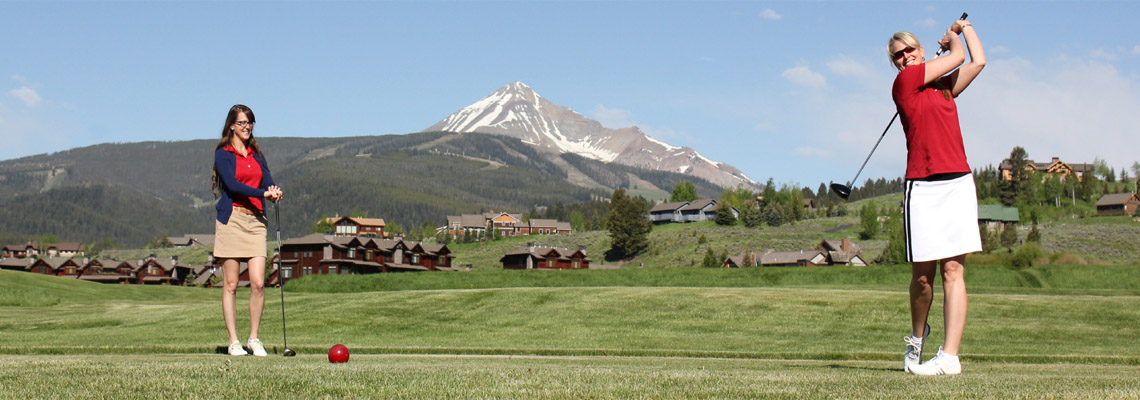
[275, 201, 288, 351]
[846, 112, 898, 187]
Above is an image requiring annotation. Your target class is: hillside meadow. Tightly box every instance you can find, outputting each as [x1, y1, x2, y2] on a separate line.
[2, 262, 1139, 399]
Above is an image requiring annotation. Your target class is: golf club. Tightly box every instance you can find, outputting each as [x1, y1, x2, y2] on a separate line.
[274, 201, 296, 357]
[831, 12, 967, 200]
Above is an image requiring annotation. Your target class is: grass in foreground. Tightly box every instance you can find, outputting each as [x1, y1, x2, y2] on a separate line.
[1, 355, 1137, 400]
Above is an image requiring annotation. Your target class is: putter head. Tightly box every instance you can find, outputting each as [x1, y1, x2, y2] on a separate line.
[830, 182, 852, 200]
[283, 348, 296, 357]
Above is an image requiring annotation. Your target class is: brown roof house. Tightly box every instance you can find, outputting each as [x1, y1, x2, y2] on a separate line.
[723, 239, 866, 268]
[279, 234, 455, 284]
[1095, 193, 1140, 216]
[46, 242, 84, 258]
[999, 156, 1095, 182]
[501, 244, 590, 270]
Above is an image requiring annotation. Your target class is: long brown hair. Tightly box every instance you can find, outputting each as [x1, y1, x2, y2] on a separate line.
[212, 104, 261, 199]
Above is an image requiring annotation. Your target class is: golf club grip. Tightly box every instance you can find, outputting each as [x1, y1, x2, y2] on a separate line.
[935, 13, 969, 56]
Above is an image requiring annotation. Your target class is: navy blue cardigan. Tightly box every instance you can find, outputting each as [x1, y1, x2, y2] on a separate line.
[215, 147, 275, 224]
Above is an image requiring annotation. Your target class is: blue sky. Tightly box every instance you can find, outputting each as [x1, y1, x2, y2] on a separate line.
[3, 1, 1139, 187]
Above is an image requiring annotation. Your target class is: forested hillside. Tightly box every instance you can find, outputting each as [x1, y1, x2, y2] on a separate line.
[0, 132, 723, 247]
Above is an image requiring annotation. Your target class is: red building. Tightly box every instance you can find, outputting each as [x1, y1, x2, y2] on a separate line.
[279, 234, 455, 283]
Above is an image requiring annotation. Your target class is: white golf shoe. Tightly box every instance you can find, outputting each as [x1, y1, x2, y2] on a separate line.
[247, 338, 268, 357]
[909, 347, 962, 376]
[903, 323, 930, 373]
[228, 340, 249, 356]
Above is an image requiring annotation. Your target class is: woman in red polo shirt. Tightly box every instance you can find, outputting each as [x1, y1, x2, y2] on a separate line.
[211, 104, 283, 357]
[888, 20, 985, 376]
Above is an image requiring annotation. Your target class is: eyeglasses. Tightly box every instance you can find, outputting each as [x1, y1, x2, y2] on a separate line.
[234, 121, 255, 127]
[892, 46, 915, 60]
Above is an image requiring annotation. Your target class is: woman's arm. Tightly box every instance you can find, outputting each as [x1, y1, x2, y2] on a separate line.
[923, 28, 965, 84]
[948, 20, 986, 96]
[215, 148, 267, 199]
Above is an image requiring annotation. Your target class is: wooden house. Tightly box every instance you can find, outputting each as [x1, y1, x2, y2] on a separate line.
[279, 234, 454, 283]
[78, 258, 135, 284]
[1095, 193, 1140, 216]
[999, 157, 1094, 182]
[501, 244, 590, 270]
[0, 257, 34, 271]
[46, 242, 84, 258]
[329, 216, 387, 237]
[3, 242, 39, 258]
[168, 234, 214, 248]
[648, 199, 738, 224]
[818, 239, 867, 266]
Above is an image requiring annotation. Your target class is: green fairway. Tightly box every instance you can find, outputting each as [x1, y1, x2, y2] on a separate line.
[2, 266, 1139, 398]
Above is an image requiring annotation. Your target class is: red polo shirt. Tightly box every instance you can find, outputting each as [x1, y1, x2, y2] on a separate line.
[892, 63, 971, 180]
[224, 145, 265, 212]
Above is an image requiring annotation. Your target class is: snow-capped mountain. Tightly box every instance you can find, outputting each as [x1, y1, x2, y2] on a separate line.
[423, 82, 756, 188]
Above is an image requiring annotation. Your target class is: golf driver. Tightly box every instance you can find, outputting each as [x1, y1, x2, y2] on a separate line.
[831, 12, 967, 200]
[274, 201, 296, 357]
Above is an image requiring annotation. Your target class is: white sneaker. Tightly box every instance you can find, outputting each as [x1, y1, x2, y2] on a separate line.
[228, 340, 249, 356]
[903, 324, 930, 373]
[909, 347, 962, 376]
[247, 338, 268, 357]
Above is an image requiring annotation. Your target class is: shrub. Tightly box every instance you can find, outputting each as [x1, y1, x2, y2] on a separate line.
[1011, 242, 1045, 268]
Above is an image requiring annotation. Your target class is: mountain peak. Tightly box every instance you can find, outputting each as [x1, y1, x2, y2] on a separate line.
[424, 83, 756, 188]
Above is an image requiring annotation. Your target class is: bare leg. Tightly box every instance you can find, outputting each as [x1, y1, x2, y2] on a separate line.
[247, 256, 266, 340]
[910, 261, 937, 337]
[221, 259, 242, 344]
[940, 254, 968, 355]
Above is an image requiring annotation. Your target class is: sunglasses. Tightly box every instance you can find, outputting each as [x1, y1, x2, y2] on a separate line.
[892, 46, 916, 60]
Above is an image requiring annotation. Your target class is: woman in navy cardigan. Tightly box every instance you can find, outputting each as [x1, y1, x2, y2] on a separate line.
[211, 104, 282, 357]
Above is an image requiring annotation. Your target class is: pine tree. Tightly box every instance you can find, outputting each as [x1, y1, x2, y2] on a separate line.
[1000, 225, 1019, 248]
[702, 247, 719, 268]
[604, 189, 652, 261]
[715, 204, 737, 226]
[670, 181, 698, 202]
[859, 203, 880, 240]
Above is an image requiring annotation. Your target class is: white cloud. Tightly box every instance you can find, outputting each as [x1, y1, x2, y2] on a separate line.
[9, 87, 42, 107]
[1132, 45, 1140, 55]
[915, 18, 937, 29]
[1089, 48, 1116, 61]
[592, 104, 634, 129]
[960, 57, 1140, 172]
[827, 56, 873, 78]
[760, 9, 782, 20]
[782, 66, 827, 88]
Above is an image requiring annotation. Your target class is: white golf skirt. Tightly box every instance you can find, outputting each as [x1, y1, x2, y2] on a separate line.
[903, 173, 983, 262]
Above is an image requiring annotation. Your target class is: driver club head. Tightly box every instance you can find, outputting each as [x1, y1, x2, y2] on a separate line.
[830, 182, 852, 200]
[283, 348, 296, 357]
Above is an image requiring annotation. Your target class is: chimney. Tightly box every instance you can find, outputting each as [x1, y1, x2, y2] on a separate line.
[172, 255, 179, 265]
[842, 239, 852, 253]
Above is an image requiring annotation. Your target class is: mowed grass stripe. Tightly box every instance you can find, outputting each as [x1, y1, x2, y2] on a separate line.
[3, 269, 1138, 365]
[2, 355, 1138, 399]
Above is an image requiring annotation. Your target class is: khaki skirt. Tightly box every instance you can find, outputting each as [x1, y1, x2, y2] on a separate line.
[214, 208, 268, 259]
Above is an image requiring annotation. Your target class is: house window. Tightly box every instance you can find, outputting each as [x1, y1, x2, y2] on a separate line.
[547, 258, 555, 268]
[348, 248, 355, 258]
[303, 266, 313, 276]
[282, 267, 293, 278]
[65, 266, 77, 274]
[329, 266, 338, 275]
[148, 266, 160, 275]
[411, 254, 420, 264]
[572, 259, 581, 269]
